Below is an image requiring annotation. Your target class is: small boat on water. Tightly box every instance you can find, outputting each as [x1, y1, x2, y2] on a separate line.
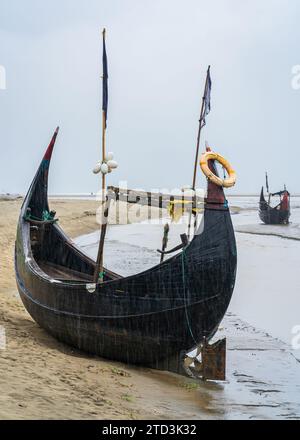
[14, 129, 237, 378]
[259, 173, 290, 225]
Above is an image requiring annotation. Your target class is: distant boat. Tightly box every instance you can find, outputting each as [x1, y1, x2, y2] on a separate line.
[259, 173, 290, 225]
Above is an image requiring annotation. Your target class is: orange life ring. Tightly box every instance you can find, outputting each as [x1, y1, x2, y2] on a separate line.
[200, 151, 236, 188]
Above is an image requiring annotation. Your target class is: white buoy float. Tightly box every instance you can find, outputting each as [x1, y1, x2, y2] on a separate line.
[93, 162, 102, 174]
[105, 152, 114, 161]
[100, 163, 109, 174]
[93, 152, 118, 176]
[107, 159, 118, 169]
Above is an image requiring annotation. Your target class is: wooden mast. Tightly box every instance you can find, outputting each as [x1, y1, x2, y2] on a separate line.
[187, 66, 210, 240]
[94, 28, 109, 283]
[266, 172, 271, 205]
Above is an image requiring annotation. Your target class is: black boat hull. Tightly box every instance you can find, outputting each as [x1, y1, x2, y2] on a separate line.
[15, 130, 237, 372]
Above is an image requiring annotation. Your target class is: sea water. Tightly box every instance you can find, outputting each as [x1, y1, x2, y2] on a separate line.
[75, 195, 300, 358]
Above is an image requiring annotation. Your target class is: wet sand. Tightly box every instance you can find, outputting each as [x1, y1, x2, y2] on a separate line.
[0, 198, 300, 419]
[2, 198, 196, 420]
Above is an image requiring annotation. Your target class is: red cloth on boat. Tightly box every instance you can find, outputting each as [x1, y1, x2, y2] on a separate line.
[281, 192, 289, 210]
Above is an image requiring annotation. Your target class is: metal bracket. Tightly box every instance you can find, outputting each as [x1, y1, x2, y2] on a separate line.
[183, 338, 226, 381]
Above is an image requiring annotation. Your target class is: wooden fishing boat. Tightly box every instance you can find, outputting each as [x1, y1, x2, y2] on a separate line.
[259, 179, 290, 225]
[15, 129, 237, 377]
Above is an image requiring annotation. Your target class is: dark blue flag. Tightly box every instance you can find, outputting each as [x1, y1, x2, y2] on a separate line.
[201, 66, 211, 126]
[265, 172, 269, 193]
[102, 29, 108, 129]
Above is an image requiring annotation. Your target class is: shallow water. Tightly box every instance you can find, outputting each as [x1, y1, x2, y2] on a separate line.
[230, 196, 300, 240]
[75, 196, 300, 359]
[75, 197, 300, 418]
[230, 232, 300, 353]
[228, 195, 300, 212]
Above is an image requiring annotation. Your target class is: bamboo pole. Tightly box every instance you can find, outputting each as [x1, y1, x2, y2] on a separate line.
[187, 66, 210, 240]
[102, 109, 106, 194]
[93, 29, 108, 283]
[93, 197, 110, 283]
[93, 113, 108, 283]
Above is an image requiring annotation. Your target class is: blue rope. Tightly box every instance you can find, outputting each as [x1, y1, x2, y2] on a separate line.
[181, 248, 198, 345]
[24, 209, 58, 223]
[98, 271, 106, 281]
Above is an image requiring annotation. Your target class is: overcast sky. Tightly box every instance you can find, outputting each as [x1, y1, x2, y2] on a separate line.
[0, 0, 299, 195]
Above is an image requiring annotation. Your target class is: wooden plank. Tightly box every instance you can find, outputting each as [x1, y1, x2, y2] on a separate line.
[107, 186, 204, 210]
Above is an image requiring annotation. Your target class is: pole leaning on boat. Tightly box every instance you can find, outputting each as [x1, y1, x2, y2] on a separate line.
[187, 65, 212, 240]
[94, 28, 110, 283]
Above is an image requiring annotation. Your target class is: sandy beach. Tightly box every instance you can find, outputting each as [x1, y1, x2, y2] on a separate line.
[1, 197, 300, 420]
[0, 198, 207, 420]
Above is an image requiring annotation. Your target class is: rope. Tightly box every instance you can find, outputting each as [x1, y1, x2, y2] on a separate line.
[24, 209, 58, 223]
[98, 271, 106, 280]
[181, 248, 197, 345]
[42, 210, 56, 221]
[222, 165, 226, 180]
